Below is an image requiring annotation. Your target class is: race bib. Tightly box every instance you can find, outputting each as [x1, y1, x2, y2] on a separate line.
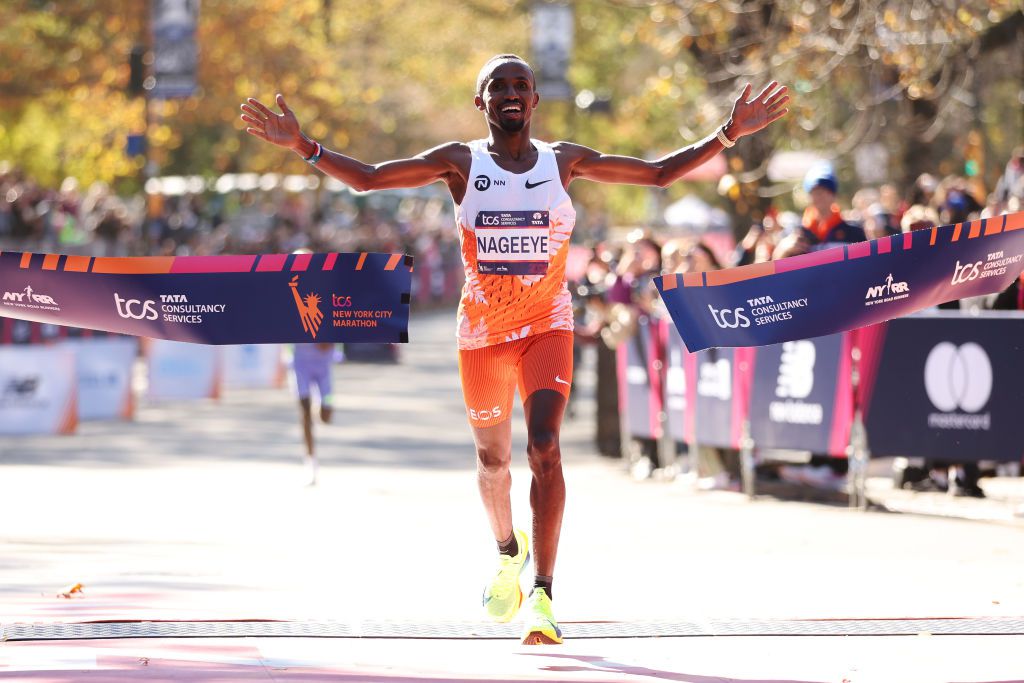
[474, 211, 549, 275]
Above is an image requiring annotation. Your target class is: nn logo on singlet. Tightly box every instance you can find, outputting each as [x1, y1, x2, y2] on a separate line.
[474, 174, 506, 191]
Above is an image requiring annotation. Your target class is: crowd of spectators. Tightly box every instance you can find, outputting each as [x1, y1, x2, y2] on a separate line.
[4, 147, 1023, 494]
[0, 165, 463, 306]
[570, 147, 1024, 494]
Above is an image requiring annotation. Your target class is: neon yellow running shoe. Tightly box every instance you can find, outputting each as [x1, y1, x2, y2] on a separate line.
[482, 528, 530, 623]
[521, 587, 563, 645]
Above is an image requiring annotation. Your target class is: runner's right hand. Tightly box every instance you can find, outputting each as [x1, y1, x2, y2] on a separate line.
[240, 94, 302, 150]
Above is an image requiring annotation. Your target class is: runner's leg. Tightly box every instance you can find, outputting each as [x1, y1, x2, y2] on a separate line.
[524, 389, 566, 583]
[459, 343, 518, 543]
[299, 397, 314, 457]
[518, 331, 573, 587]
[294, 353, 315, 457]
[317, 360, 333, 425]
[472, 421, 514, 542]
[462, 342, 530, 622]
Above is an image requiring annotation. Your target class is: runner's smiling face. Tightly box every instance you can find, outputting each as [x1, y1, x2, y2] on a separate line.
[475, 61, 538, 134]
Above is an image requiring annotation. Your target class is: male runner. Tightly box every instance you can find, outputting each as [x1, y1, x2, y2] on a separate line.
[289, 248, 334, 486]
[292, 341, 334, 486]
[241, 54, 787, 644]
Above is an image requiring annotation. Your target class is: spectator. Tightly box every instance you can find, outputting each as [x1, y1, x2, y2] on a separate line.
[862, 185, 902, 240]
[686, 241, 722, 272]
[732, 211, 781, 267]
[935, 175, 983, 226]
[991, 273, 1024, 311]
[994, 145, 1024, 204]
[676, 239, 741, 491]
[800, 162, 866, 248]
[900, 203, 940, 233]
[661, 237, 691, 274]
[896, 203, 988, 496]
[908, 172, 939, 209]
[772, 229, 811, 260]
[571, 245, 621, 457]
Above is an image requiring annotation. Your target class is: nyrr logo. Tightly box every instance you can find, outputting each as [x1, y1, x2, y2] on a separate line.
[864, 273, 910, 305]
[473, 174, 506, 191]
[707, 304, 750, 329]
[288, 275, 324, 339]
[923, 341, 992, 431]
[114, 293, 158, 320]
[3, 285, 59, 307]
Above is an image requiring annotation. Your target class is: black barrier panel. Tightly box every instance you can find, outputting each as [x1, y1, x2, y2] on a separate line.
[749, 334, 843, 454]
[619, 317, 659, 440]
[695, 347, 736, 448]
[865, 313, 1024, 462]
[664, 321, 688, 443]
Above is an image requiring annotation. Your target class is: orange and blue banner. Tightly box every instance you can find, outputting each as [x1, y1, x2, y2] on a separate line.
[0, 251, 412, 345]
[655, 211, 1024, 351]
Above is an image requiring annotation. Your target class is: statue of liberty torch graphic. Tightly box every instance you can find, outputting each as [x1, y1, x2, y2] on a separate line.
[289, 275, 324, 339]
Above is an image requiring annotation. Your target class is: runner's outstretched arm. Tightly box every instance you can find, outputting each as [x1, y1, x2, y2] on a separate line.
[562, 82, 789, 188]
[240, 94, 465, 192]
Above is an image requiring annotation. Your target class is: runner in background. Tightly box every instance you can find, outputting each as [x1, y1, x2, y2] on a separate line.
[290, 250, 335, 486]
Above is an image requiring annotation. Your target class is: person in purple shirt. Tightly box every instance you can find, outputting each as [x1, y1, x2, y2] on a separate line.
[292, 341, 335, 486]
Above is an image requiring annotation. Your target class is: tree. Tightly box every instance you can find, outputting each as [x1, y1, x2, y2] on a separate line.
[605, 0, 1023, 227]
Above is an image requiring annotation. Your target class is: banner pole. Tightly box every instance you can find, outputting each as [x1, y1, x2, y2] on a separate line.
[848, 342, 870, 510]
[740, 417, 756, 499]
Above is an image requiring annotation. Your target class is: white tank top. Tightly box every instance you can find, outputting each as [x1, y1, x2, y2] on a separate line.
[454, 139, 577, 350]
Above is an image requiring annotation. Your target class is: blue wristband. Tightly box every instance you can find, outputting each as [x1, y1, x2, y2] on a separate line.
[303, 141, 323, 165]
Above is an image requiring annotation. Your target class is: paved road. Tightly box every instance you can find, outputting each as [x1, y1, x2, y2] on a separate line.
[2, 309, 1023, 681]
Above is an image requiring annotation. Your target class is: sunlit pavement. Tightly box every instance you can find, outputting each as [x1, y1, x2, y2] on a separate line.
[3, 635, 1024, 682]
[2, 309, 1023, 682]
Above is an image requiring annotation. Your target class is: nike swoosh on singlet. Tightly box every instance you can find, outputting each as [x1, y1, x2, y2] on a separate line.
[525, 178, 553, 189]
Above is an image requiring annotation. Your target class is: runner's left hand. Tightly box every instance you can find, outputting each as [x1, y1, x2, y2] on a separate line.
[727, 82, 789, 139]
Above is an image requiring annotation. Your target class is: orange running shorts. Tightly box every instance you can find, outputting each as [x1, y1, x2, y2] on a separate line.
[457, 330, 573, 428]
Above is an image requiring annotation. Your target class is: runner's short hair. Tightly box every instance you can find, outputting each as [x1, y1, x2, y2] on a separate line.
[476, 54, 535, 97]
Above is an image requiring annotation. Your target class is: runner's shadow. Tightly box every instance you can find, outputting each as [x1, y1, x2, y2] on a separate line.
[519, 651, 823, 683]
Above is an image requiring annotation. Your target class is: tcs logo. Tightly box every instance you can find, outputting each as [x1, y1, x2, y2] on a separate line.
[951, 259, 982, 285]
[469, 405, 502, 421]
[707, 304, 750, 329]
[114, 293, 158, 320]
